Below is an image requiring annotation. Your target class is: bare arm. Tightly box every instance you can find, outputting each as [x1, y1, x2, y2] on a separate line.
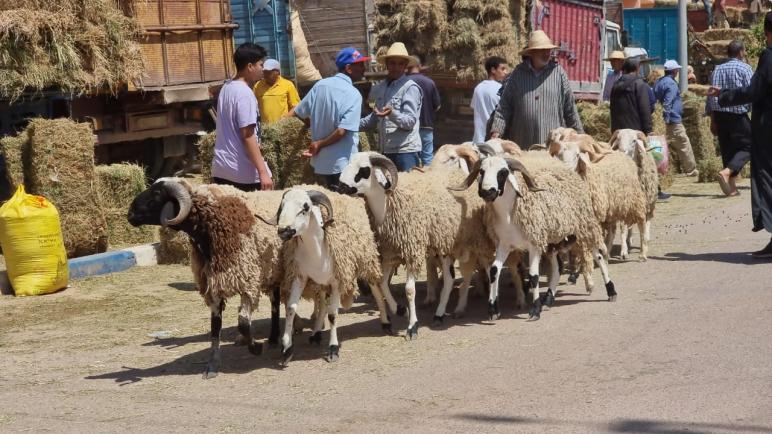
[241, 124, 273, 190]
[303, 128, 347, 157]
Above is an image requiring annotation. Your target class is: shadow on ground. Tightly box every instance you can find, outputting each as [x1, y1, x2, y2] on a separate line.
[650, 251, 769, 265]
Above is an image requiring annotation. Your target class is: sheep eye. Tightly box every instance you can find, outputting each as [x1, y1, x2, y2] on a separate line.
[301, 203, 310, 214]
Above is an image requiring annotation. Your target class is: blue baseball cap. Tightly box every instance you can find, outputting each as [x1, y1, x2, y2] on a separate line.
[335, 47, 371, 69]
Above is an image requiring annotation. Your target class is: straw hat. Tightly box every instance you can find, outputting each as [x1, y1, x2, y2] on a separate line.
[379, 42, 412, 63]
[604, 50, 626, 61]
[520, 30, 558, 56]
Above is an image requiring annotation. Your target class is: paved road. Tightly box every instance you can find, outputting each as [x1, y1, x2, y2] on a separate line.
[1, 179, 771, 433]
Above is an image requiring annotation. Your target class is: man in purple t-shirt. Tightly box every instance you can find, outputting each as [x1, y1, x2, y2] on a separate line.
[211, 43, 274, 191]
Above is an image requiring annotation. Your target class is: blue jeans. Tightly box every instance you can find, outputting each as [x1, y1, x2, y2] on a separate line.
[419, 128, 434, 166]
[385, 152, 421, 172]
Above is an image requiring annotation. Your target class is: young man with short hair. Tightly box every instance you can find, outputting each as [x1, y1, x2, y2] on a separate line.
[471, 56, 508, 143]
[407, 55, 441, 166]
[212, 43, 273, 191]
[253, 58, 300, 125]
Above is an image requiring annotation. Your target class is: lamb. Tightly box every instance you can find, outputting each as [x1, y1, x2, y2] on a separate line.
[547, 127, 613, 162]
[450, 151, 617, 320]
[549, 138, 650, 261]
[262, 187, 383, 364]
[338, 152, 501, 337]
[128, 179, 287, 379]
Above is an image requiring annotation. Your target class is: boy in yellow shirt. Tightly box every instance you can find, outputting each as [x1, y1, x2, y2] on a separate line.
[253, 58, 300, 124]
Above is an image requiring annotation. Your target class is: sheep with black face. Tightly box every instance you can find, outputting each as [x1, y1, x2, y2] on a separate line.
[451, 152, 617, 320]
[128, 178, 286, 379]
[264, 188, 382, 364]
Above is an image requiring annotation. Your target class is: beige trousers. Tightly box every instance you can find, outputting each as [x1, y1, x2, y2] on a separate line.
[666, 123, 697, 173]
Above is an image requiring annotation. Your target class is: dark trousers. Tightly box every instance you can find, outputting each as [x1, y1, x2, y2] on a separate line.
[714, 111, 752, 177]
[316, 173, 341, 191]
[212, 177, 262, 192]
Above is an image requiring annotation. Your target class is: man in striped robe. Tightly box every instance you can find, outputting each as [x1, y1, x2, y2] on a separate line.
[490, 31, 583, 149]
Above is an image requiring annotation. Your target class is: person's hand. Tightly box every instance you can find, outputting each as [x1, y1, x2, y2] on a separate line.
[707, 86, 721, 97]
[490, 132, 500, 140]
[373, 106, 393, 117]
[301, 141, 322, 158]
[260, 175, 274, 190]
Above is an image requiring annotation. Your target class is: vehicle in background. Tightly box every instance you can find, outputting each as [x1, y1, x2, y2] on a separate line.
[602, 20, 654, 97]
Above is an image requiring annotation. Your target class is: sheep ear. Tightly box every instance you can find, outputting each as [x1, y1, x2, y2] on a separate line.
[507, 173, 524, 198]
[609, 130, 620, 149]
[576, 153, 591, 178]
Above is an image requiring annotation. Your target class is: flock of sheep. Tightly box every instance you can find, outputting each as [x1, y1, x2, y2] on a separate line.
[127, 127, 658, 379]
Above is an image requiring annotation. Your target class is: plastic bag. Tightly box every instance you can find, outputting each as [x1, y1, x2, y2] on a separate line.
[0, 185, 68, 296]
[647, 135, 669, 176]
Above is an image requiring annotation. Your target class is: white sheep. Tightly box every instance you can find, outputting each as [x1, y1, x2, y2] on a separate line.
[451, 151, 617, 320]
[128, 179, 288, 379]
[263, 188, 383, 364]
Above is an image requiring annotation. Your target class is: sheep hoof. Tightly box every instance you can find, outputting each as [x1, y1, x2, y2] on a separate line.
[452, 310, 465, 319]
[281, 345, 294, 367]
[325, 345, 340, 363]
[544, 289, 555, 308]
[639, 256, 648, 262]
[248, 342, 263, 356]
[309, 331, 322, 346]
[381, 322, 394, 335]
[405, 323, 419, 341]
[396, 304, 407, 317]
[605, 281, 618, 301]
[487, 299, 500, 321]
[202, 363, 219, 380]
[528, 299, 542, 321]
[432, 315, 444, 326]
[567, 272, 580, 285]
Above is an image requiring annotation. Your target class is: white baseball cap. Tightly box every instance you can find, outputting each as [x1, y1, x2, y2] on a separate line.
[263, 59, 281, 71]
[663, 60, 682, 71]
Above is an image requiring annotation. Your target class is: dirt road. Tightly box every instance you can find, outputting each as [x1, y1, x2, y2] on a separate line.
[1, 178, 771, 433]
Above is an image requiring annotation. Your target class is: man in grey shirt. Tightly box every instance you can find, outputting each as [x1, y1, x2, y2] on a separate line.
[490, 31, 583, 148]
[360, 42, 422, 172]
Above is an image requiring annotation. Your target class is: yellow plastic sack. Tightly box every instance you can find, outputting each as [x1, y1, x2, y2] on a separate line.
[0, 186, 68, 296]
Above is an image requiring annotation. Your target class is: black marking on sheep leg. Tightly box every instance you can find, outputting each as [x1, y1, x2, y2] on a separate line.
[382, 314, 394, 335]
[449, 266, 456, 280]
[281, 345, 294, 367]
[557, 255, 564, 274]
[528, 275, 541, 321]
[487, 298, 500, 321]
[309, 331, 322, 346]
[432, 315, 444, 326]
[568, 271, 580, 285]
[238, 315, 262, 356]
[396, 304, 407, 317]
[545, 289, 555, 308]
[326, 345, 340, 363]
[606, 281, 618, 302]
[203, 301, 224, 379]
[268, 286, 280, 347]
[406, 322, 419, 341]
[489, 265, 498, 284]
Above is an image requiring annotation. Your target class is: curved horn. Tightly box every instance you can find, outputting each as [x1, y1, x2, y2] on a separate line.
[368, 153, 399, 191]
[257, 189, 291, 226]
[454, 145, 480, 168]
[476, 143, 499, 157]
[307, 190, 334, 226]
[504, 157, 544, 192]
[160, 181, 192, 226]
[500, 140, 523, 156]
[448, 158, 482, 191]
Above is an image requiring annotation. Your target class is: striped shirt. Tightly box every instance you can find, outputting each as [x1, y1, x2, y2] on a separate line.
[706, 58, 753, 115]
[490, 60, 583, 148]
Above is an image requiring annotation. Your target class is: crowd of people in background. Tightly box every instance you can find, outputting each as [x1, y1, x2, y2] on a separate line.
[210, 13, 772, 258]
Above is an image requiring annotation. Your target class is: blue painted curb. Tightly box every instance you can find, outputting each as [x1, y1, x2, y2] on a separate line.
[68, 250, 137, 280]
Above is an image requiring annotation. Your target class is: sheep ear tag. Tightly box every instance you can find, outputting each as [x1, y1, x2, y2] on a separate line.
[507, 174, 523, 198]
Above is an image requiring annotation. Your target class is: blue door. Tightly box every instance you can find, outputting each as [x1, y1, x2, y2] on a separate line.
[231, 0, 296, 78]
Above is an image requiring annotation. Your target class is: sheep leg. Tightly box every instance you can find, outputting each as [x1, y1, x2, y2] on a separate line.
[604, 225, 616, 260]
[236, 294, 262, 356]
[268, 285, 281, 347]
[367, 277, 393, 334]
[544, 252, 559, 309]
[432, 256, 455, 325]
[423, 255, 439, 307]
[639, 220, 650, 262]
[405, 272, 419, 341]
[309, 292, 327, 346]
[203, 298, 224, 379]
[281, 276, 305, 367]
[528, 246, 543, 321]
[452, 259, 477, 318]
[620, 225, 631, 260]
[379, 262, 404, 317]
[487, 245, 511, 321]
[325, 284, 342, 362]
[471, 260, 490, 298]
[595, 249, 618, 302]
[567, 252, 580, 285]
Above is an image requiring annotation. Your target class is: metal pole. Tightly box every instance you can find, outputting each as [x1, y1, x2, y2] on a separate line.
[678, 0, 688, 93]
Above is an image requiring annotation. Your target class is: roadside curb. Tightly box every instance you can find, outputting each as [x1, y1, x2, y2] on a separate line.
[1, 243, 160, 295]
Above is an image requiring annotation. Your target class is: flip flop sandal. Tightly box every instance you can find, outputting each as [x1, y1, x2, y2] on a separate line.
[715, 173, 732, 196]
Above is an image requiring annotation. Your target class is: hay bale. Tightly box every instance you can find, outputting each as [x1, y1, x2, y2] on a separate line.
[0, 133, 28, 189]
[375, 0, 448, 57]
[653, 104, 667, 136]
[25, 118, 107, 257]
[196, 132, 216, 183]
[682, 95, 716, 165]
[158, 227, 190, 265]
[95, 163, 155, 246]
[0, 1, 144, 101]
[688, 84, 710, 97]
[697, 155, 724, 183]
[577, 102, 611, 142]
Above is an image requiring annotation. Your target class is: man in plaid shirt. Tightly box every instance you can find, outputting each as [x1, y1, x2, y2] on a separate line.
[706, 40, 754, 196]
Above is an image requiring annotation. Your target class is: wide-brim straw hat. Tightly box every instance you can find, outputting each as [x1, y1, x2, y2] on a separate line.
[379, 42, 412, 63]
[519, 30, 558, 56]
[604, 50, 626, 61]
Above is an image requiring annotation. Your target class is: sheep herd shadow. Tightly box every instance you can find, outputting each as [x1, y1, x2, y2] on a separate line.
[86, 271, 603, 384]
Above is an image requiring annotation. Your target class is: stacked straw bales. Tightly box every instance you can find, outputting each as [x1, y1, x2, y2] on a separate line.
[0, 0, 144, 101]
[95, 163, 156, 246]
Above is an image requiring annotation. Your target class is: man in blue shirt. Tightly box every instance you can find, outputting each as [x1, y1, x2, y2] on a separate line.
[654, 60, 699, 177]
[706, 41, 753, 197]
[293, 47, 369, 189]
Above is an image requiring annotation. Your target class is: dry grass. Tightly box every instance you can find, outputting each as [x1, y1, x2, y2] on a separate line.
[577, 101, 612, 142]
[0, 0, 144, 101]
[95, 163, 155, 246]
[195, 132, 216, 184]
[0, 134, 27, 188]
[157, 227, 190, 265]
